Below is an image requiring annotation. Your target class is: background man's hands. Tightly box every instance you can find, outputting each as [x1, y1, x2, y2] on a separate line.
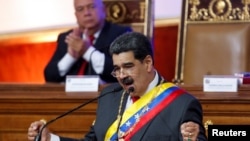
[66, 28, 92, 59]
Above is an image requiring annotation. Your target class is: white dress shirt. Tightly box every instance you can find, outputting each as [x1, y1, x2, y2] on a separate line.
[58, 30, 105, 77]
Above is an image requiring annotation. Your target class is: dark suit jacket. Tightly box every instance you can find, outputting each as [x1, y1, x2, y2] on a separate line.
[60, 75, 207, 141]
[44, 21, 132, 83]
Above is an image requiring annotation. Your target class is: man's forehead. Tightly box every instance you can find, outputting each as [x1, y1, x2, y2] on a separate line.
[112, 51, 134, 59]
[74, 0, 100, 6]
[112, 52, 135, 65]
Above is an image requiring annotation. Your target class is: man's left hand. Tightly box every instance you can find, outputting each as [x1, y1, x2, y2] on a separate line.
[181, 121, 199, 141]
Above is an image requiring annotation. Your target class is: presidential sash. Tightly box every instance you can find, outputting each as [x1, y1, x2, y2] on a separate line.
[105, 82, 185, 141]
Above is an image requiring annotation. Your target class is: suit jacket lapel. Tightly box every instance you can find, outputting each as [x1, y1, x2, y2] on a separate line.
[111, 89, 127, 119]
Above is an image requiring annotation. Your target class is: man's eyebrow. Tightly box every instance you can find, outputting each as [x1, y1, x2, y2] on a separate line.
[125, 62, 135, 65]
[122, 62, 133, 66]
[113, 62, 133, 68]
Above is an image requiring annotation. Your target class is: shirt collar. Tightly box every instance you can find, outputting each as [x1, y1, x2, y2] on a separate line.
[82, 28, 102, 43]
[126, 70, 159, 107]
[144, 70, 159, 95]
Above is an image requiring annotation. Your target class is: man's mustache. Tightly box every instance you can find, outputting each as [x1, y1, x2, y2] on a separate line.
[121, 77, 134, 85]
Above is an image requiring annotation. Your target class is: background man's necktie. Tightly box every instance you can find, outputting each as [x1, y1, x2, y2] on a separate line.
[77, 35, 95, 75]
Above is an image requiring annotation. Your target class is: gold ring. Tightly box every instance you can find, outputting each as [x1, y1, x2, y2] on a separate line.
[40, 119, 47, 124]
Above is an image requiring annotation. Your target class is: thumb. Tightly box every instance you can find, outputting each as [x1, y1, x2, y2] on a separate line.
[73, 28, 82, 37]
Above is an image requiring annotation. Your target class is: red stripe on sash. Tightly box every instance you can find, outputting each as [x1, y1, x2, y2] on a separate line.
[124, 88, 185, 141]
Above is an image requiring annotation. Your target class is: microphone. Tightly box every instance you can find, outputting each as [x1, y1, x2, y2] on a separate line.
[35, 85, 123, 141]
[128, 87, 134, 93]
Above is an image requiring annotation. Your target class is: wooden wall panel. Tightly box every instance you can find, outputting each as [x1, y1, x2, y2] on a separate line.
[0, 83, 98, 141]
[1, 84, 250, 140]
[154, 25, 178, 81]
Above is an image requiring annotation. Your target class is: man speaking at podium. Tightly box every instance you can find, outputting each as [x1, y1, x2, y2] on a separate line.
[28, 32, 207, 141]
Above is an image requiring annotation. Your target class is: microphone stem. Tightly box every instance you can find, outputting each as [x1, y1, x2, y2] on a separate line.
[35, 96, 99, 141]
[34, 86, 123, 141]
[48, 96, 99, 125]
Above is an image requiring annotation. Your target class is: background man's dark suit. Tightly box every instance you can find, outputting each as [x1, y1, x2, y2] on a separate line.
[60, 75, 207, 141]
[44, 21, 132, 83]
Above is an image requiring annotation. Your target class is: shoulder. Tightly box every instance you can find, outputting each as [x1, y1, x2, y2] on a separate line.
[104, 21, 132, 32]
[178, 87, 199, 101]
[99, 21, 132, 42]
[58, 29, 73, 37]
[180, 90, 202, 108]
[101, 83, 122, 95]
[55, 29, 73, 41]
[167, 85, 201, 106]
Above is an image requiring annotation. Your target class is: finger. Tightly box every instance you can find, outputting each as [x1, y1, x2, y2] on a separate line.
[187, 122, 198, 130]
[181, 128, 191, 140]
[27, 130, 37, 138]
[72, 28, 77, 35]
[72, 27, 82, 36]
[180, 122, 186, 129]
[83, 28, 90, 42]
[30, 122, 40, 131]
[180, 122, 188, 136]
[65, 34, 74, 44]
[28, 120, 47, 141]
[83, 28, 88, 36]
[28, 124, 39, 140]
[187, 121, 196, 127]
[40, 119, 47, 125]
[30, 121, 46, 132]
[184, 136, 189, 141]
[66, 36, 79, 47]
[181, 122, 199, 140]
[28, 136, 35, 141]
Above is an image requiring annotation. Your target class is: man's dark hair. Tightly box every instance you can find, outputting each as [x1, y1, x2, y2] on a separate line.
[109, 32, 154, 63]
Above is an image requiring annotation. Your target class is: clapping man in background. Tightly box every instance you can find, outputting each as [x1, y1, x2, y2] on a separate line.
[44, 0, 132, 83]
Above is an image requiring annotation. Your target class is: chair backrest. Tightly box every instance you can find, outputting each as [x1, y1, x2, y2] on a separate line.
[173, 0, 250, 85]
[103, 0, 154, 40]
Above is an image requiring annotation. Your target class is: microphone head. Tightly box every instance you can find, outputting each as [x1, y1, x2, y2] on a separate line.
[128, 87, 134, 93]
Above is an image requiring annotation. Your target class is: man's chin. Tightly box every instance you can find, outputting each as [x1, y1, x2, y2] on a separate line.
[81, 25, 98, 33]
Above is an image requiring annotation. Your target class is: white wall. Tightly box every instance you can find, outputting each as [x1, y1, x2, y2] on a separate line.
[0, 0, 182, 34]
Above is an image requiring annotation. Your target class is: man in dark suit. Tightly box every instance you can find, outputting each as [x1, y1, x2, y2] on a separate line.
[28, 32, 207, 141]
[44, 0, 132, 83]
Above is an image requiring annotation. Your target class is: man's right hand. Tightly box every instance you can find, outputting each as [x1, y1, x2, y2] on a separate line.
[65, 28, 91, 59]
[68, 46, 80, 59]
[27, 120, 51, 141]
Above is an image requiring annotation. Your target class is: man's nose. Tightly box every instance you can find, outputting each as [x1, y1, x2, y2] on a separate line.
[117, 72, 127, 79]
[83, 8, 91, 16]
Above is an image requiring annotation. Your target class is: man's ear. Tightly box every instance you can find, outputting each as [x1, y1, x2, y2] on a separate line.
[144, 55, 153, 64]
[144, 55, 153, 71]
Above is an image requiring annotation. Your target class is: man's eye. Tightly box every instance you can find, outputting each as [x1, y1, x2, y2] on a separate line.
[124, 65, 133, 69]
[76, 7, 83, 12]
[113, 68, 120, 72]
[89, 4, 96, 9]
[87, 4, 96, 10]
